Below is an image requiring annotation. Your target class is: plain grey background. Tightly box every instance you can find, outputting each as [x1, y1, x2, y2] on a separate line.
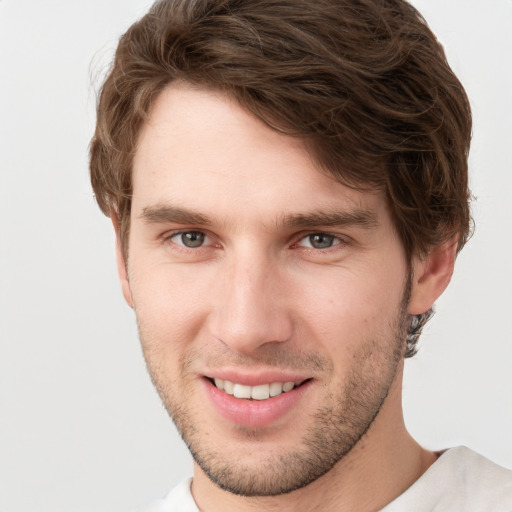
[0, 1, 511, 511]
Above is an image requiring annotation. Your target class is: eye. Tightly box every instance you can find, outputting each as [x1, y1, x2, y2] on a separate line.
[298, 233, 340, 249]
[169, 231, 208, 248]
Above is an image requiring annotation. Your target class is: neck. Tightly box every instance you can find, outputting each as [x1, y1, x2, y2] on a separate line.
[191, 362, 436, 512]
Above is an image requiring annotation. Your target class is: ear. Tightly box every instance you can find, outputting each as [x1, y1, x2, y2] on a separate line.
[112, 214, 134, 309]
[408, 237, 458, 315]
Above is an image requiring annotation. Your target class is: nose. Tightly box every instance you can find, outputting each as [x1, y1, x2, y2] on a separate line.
[209, 247, 294, 354]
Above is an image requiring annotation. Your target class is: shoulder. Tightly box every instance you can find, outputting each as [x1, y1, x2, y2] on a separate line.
[451, 447, 512, 489]
[442, 446, 512, 504]
[136, 478, 198, 512]
[381, 447, 512, 512]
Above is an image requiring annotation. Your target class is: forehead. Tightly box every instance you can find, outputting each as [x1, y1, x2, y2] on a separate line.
[132, 82, 386, 223]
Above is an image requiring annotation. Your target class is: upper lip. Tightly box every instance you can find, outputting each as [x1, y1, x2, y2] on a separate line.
[203, 369, 311, 386]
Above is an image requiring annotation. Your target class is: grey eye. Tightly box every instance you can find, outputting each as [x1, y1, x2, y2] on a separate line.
[179, 231, 205, 248]
[307, 233, 336, 249]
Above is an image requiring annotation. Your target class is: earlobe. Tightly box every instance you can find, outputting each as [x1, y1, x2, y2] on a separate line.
[112, 214, 134, 309]
[408, 237, 458, 315]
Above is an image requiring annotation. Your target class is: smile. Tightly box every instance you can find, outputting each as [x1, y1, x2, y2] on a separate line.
[211, 378, 305, 400]
[204, 375, 313, 426]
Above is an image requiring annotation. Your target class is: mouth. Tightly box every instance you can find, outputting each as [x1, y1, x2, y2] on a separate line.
[207, 377, 309, 400]
[203, 374, 313, 426]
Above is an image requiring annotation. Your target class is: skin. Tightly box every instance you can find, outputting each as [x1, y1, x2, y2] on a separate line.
[115, 82, 456, 512]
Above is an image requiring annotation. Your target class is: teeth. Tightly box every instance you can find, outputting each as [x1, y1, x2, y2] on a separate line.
[251, 384, 270, 400]
[269, 382, 283, 397]
[282, 381, 294, 392]
[212, 379, 300, 400]
[233, 383, 251, 399]
[223, 380, 234, 395]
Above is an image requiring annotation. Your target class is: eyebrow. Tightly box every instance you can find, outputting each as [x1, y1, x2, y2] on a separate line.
[140, 204, 213, 226]
[281, 210, 378, 229]
[139, 204, 378, 230]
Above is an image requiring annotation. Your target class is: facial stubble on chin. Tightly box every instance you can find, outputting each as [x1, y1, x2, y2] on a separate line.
[139, 278, 412, 498]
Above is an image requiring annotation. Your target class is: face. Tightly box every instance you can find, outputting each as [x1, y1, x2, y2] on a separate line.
[124, 83, 413, 496]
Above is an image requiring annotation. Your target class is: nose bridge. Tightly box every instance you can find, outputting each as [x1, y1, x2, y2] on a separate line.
[212, 244, 292, 352]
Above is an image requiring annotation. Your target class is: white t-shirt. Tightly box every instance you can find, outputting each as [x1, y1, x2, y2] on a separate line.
[140, 447, 512, 511]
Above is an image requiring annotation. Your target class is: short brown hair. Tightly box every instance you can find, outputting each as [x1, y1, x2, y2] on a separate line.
[90, 0, 472, 264]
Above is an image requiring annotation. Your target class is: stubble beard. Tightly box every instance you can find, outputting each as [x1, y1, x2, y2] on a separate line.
[139, 282, 411, 497]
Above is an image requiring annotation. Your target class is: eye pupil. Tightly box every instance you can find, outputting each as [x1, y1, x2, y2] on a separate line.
[181, 232, 205, 248]
[309, 234, 334, 249]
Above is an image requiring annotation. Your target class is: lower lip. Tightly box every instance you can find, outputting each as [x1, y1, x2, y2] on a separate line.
[203, 379, 311, 427]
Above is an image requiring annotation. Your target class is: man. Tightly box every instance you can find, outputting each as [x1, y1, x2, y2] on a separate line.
[89, 0, 511, 510]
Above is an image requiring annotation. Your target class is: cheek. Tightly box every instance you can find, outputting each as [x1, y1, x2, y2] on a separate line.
[293, 264, 407, 348]
[128, 245, 408, 360]
[129, 261, 213, 353]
